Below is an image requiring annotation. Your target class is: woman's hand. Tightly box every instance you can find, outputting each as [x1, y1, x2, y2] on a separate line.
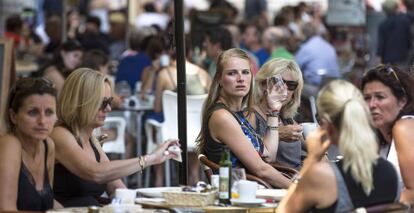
[305, 128, 330, 162]
[146, 139, 180, 166]
[279, 124, 304, 141]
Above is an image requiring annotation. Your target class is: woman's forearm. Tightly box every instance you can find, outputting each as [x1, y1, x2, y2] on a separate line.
[263, 116, 279, 161]
[255, 164, 291, 188]
[80, 155, 154, 184]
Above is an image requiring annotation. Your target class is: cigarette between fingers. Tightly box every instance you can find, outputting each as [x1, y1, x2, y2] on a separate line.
[163, 151, 170, 156]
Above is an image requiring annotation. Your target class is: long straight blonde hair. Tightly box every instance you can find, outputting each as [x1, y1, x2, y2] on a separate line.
[196, 48, 254, 153]
[317, 80, 378, 195]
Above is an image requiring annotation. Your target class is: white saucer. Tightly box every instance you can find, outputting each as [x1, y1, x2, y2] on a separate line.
[231, 198, 266, 207]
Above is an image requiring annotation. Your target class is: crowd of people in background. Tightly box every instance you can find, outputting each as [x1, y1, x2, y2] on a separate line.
[3, 0, 414, 212]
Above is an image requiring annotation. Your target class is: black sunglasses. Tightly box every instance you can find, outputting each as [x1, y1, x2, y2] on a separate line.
[283, 80, 298, 91]
[100, 97, 113, 110]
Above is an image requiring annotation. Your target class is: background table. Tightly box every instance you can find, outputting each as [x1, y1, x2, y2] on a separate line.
[123, 94, 154, 187]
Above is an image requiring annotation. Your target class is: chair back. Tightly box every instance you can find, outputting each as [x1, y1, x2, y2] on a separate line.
[161, 90, 207, 151]
[350, 202, 410, 213]
[102, 116, 127, 155]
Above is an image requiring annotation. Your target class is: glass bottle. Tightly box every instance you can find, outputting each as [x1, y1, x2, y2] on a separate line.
[219, 147, 232, 205]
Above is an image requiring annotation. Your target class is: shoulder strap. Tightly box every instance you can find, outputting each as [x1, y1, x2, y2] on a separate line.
[43, 140, 48, 167]
[42, 140, 51, 184]
[329, 162, 354, 212]
[89, 138, 101, 162]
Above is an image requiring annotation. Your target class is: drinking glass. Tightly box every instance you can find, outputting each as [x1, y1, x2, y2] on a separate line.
[115, 81, 132, 99]
[266, 74, 287, 110]
[231, 168, 247, 199]
[266, 74, 287, 99]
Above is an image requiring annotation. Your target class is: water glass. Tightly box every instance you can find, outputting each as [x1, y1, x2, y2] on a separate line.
[115, 81, 132, 98]
[231, 168, 246, 199]
[267, 74, 287, 98]
[266, 74, 288, 105]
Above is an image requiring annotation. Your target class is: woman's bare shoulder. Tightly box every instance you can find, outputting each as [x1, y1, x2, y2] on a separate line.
[209, 108, 240, 130]
[43, 65, 59, 75]
[0, 134, 20, 148]
[393, 117, 414, 134]
[51, 126, 76, 143]
[298, 161, 337, 207]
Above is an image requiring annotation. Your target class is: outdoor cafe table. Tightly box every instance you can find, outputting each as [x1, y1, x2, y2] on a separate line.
[136, 198, 279, 213]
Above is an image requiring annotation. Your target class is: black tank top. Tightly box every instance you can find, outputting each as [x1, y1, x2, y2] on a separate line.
[312, 158, 399, 213]
[54, 139, 106, 207]
[17, 140, 54, 211]
[202, 103, 264, 171]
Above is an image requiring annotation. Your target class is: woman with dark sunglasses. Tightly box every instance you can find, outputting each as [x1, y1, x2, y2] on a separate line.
[361, 64, 414, 205]
[0, 78, 60, 211]
[50, 68, 179, 207]
[248, 58, 305, 170]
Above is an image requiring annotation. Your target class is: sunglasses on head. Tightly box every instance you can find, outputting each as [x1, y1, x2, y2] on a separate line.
[14, 77, 54, 91]
[367, 65, 407, 95]
[100, 97, 113, 110]
[283, 80, 298, 91]
[9, 77, 55, 108]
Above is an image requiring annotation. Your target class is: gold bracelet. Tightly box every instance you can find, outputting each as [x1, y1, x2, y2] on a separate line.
[268, 126, 278, 131]
[138, 156, 146, 174]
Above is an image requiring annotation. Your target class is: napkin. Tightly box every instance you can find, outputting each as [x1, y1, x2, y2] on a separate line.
[168, 145, 182, 162]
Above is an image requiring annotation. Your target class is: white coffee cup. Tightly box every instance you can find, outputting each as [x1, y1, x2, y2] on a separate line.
[237, 180, 257, 201]
[300, 122, 319, 139]
[115, 189, 137, 204]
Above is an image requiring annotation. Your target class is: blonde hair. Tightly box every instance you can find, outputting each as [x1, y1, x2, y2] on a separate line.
[196, 48, 254, 153]
[254, 58, 303, 119]
[57, 68, 109, 145]
[317, 80, 378, 195]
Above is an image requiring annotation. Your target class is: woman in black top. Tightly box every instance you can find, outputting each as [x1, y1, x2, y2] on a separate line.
[0, 77, 58, 211]
[277, 80, 399, 213]
[51, 68, 179, 207]
[196, 48, 290, 188]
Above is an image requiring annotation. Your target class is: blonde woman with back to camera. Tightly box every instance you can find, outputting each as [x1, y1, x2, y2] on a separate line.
[51, 68, 179, 207]
[277, 80, 399, 213]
